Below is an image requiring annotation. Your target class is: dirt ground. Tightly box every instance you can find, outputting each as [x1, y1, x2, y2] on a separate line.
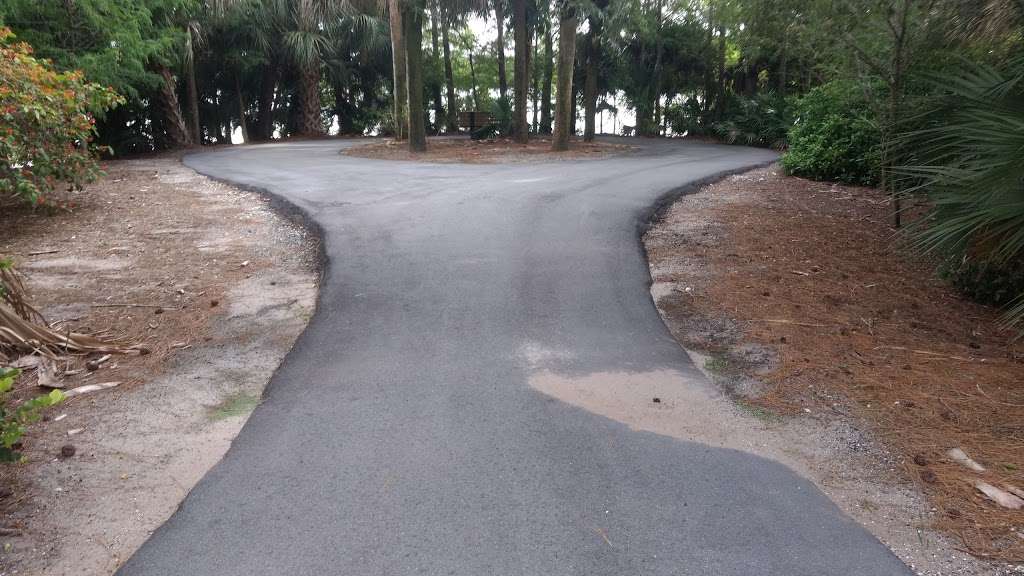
[343, 136, 633, 163]
[644, 166, 1024, 574]
[0, 157, 318, 575]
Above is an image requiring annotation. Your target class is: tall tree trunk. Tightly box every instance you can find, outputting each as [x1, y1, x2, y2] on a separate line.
[157, 65, 191, 148]
[467, 45, 480, 110]
[512, 0, 530, 143]
[702, 6, 715, 124]
[214, 93, 229, 144]
[654, 95, 661, 135]
[583, 20, 599, 142]
[236, 75, 249, 143]
[441, 8, 458, 131]
[644, 0, 664, 136]
[714, 24, 726, 122]
[494, 0, 508, 102]
[256, 63, 277, 141]
[552, 7, 577, 151]
[429, 1, 445, 132]
[298, 63, 323, 136]
[887, 0, 910, 228]
[185, 59, 201, 144]
[540, 13, 554, 134]
[389, 0, 408, 140]
[334, 83, 348, 134]
[777, 36, 788, 96]
[404, 4, 427, 152]
[531, 28, 540, 132]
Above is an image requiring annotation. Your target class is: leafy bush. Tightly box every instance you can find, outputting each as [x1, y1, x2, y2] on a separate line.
[782, 81, 883, 185]
[664, 97, 707, 137]
[0, 28, 122, 204]
[489, 96, 513, 137]
[712, 92, 792, 149]
[941, 258, 1024, 309]
[470, 124, 498, 140]
[0, 368, 64, 462]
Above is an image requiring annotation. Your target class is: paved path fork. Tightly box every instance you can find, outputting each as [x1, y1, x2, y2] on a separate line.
[119, 139, 911, 575]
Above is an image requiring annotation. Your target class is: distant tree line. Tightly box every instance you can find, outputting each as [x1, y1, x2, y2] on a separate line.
[3, 0, 1024, 327]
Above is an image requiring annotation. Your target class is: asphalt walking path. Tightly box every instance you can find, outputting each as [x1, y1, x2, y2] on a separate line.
[118, 138, 911, 575]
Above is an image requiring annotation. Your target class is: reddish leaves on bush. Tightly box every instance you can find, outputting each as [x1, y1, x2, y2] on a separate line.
[0, 28, 122, 203]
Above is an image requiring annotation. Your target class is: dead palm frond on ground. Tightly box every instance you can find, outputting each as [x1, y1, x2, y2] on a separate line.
[0, 260, 145, 363]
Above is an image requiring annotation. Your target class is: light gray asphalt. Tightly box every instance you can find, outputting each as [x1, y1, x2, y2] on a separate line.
[118, 138, 911, 575]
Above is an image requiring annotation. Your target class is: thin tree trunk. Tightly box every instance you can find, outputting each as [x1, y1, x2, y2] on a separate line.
[441, 9, 458, 131]
[646, 0, 664, 136]
[236, 75, 249, 143]
[389, 0, 408, 140]
[552, 7, 577, 151]
[404, 3, 427, 152]
[214, 93, 229, 144]
[256, 63, 277, 141]
[298, 64, 323, 136]
[715, 24, 726, 122]
[583, 20, 599, 142]
[429, 1, 445, 132]
[185, 59, 201, 144]
[495, 0, 508, 102]
[702, 6, 715, 123]
[888, 0, 910, 228]
[777, 36, 788, 96]
[662, 95, 669, 134]
[157, 65, 191, 148]
[531, 29, 540, 132]
[540, 13, 553, 134]
[513, 0, 530, 143]
[335, 83, 347, 134]
[654, 95, 661, 135]
[467, 45, 480, 110]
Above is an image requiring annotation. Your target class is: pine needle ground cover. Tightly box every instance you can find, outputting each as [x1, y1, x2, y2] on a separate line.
[647, 166, 1024, 563]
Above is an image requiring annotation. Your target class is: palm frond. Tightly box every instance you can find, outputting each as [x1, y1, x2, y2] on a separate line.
[895, 56, 1024, 329]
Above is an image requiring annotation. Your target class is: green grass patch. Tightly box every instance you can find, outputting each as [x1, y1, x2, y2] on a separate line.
[703, 354, 732, 374]
[206, 392, 260, 421]
[736, 400, 782, 424]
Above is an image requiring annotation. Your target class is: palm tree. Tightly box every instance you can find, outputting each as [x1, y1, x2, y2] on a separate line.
[402, 0, 427, 150]
[280, 0, 336, 136]
[538, 0, 554, 134]
[552, 1, 577, 151]
[388, 0, 409, 139]
[494, 0, 509, 102]
[896, 56, 1024, 328]
[323, 9, 391, 134]
[512, 0, 530, 142]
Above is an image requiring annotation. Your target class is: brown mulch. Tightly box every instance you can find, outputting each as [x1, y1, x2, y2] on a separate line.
[651, 166, 1024, 562]
[0, 157, 313, 424]
[343, 136, 632, 163]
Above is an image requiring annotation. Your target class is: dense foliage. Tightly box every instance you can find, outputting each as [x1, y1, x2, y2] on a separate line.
[0, 367, 63, 462]
[896, 55, 1024, 326]
[0, 28, 121, 203]
[782, 82, 882, 185]
[3, 0, 1024, 326]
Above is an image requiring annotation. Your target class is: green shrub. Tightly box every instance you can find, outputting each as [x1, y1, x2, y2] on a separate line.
[782, 81, 883, 186]
[941, 258, 1024, 309]
[0, 28, 122, 204]
[665, 97, 706, 137]
[712, 92, 792, 149]
[489, 96, 513, 137]
[0, 368, 64, 462]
